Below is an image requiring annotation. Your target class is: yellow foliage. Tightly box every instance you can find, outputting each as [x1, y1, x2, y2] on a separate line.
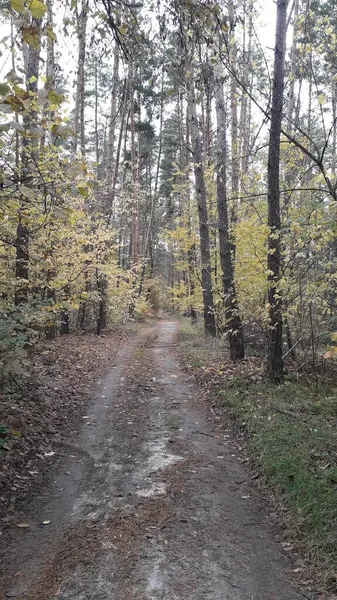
[235, 214, 269, 326]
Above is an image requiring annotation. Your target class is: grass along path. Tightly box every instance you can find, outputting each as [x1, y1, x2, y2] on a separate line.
[176, 320, 337, 595]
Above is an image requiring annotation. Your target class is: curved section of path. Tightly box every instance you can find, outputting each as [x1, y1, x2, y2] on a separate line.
[1, 319, 307, 599]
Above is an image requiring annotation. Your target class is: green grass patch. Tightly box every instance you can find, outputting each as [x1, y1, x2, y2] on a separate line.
[176, 321, 223, 368]
[177, 319, 337, 588]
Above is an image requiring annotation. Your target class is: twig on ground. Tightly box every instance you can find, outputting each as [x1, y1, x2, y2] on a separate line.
[191, 430, 218, 438]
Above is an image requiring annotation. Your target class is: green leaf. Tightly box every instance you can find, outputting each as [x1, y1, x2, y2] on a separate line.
[52, 124, 72, 136]
[19, 185, 35, 199]
[77, 186, 88, 197]
[29, 0, 48, 19]
[67, 165, 84, 177]
[318, 93, 326, 105]
[45, 24, 57, 41]
[22, 26, 41, 49]
[48, 90, 65, 106]
[10, 428, 21, 438]
[0, 83, 10, 96]
[0, 123, 10, 132]
[10, 0, 25, 13]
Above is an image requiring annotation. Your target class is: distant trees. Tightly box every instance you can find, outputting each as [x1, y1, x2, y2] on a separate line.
[1, 0, 337, 379]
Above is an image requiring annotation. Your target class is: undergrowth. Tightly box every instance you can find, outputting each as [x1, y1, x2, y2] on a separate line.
[177, 320, 337, 591]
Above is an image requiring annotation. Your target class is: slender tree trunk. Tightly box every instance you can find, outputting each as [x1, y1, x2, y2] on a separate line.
[228, 0, 239, 230]
[288, 0, 299, 127]
[107, 38, 120, 186]
[130, 59, 138, 266]
[107, 80, 128, 222]
[138, 67, 164, 296]
[117, 109, 130, 267]
[96, 268, 107, 335]
[60, 285, 70, 334]
[94, 63, 99, 172]
[239, 0, 253, 179]
[40, 0, 55, 150]
[185, 104, 197, 323]
[72, 0, 89, 156]
[267, 0, 289, 382]
[188, 68, 216, 336]
[15, 14, 41, 305]
[332, 79, 337, 178]
[215, 64, 244, 360]
[10, 15, 19, 171]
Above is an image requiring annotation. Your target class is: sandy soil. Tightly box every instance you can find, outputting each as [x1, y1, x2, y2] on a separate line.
[0, 318, 309, 599]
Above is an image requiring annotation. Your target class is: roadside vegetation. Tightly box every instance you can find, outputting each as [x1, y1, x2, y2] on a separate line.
[177, 320, 337, 592]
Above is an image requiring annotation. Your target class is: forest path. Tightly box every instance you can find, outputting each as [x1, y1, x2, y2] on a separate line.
[1, 318, 306, 600]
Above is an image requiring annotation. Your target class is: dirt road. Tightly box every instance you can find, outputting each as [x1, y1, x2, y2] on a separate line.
[1, 319, 307, 599]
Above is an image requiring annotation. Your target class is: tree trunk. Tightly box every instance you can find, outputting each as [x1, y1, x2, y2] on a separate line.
[96, 269, 107, 335]
[239, 0, 253, 178]
[267, 0, 289, 383]
[117, 108, 130, 266]
[228, 0, 239, 230]
[72, 0, 89, 156]
[215, 63, 245, 360]
[40, 0, 55, 150]
[94, 63, 99, 173]
[188, 69, 216, 336]
[332, 78, 337, 178]
[129, 59, 138, 266]
[60, 285, 70, 335]
[10, 15, 19, 171]
[15, 222, 29, 305]
[15, 13, 41, 305]
[185, 103, 197, 323]
[107, 80, 128, 223]
[138, 67, 164, 297]
[107, 38, 120, 187]
[287, 0, 299, 128]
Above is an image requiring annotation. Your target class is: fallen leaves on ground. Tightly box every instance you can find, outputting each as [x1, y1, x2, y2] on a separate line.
[181, 354, 264, 390]
[0, 330, 126, 522]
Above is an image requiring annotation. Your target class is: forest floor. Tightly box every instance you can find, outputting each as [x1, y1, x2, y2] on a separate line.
[0, 316, 323, 599]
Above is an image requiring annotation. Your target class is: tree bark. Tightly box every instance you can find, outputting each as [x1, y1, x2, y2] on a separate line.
[215, 63, 245, 360]
[107, 37, 120, 186]
[72, 0, 89, 156]
[129, 59, 139, 266]
[188, 69, 216, 336]
[185, 103, 197, 323]
[40, 0, 55, 150]
[267, 0, 289, 382]
[138, 67, 164, 297]
[94, 63, 99, 172]
[107, 81, 128, 222]
[15, 12, 41, 305]
[239, 0, 253, 178]
[228, 0, 239, 230]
